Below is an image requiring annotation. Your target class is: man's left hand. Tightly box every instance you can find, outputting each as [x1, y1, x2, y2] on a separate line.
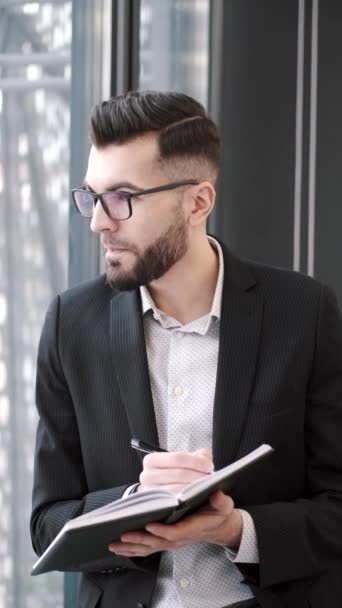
[108, 491, 243, 557]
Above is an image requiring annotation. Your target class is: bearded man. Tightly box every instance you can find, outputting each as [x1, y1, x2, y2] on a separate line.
[31, 90, 342, 608]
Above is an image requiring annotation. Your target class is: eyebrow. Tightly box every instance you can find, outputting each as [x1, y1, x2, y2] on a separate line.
[83, 180, 142, 192]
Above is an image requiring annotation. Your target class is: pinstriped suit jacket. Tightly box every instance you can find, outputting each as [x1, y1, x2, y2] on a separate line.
[30, 242, 342, 608]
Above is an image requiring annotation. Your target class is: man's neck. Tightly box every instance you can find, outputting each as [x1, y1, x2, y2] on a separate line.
[146, 236, 219, 325]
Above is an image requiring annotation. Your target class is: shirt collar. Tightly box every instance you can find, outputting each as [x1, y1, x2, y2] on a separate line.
[139, 236, 224, 325]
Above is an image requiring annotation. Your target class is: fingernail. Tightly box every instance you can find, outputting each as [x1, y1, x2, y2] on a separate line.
[145, 524, 159, 533]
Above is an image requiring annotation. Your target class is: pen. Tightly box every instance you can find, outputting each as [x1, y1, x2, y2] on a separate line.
[131, 438, 215, 474]
[130, 438, 168, 455]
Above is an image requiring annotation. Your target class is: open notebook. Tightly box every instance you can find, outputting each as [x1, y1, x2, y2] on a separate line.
[31, 443, 273, 575]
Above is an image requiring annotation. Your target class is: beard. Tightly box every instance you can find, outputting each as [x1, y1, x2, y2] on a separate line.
[104, 203, 188, 291]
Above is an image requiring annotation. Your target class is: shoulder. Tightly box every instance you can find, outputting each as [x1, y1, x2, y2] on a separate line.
[219, 242, 337, 324]
[59, 274, 111, 303]
[46, 275, 117, 331]
[247, 258, 323, 297]
[250, 260, 332, 323]
[221, 240, 326, 302]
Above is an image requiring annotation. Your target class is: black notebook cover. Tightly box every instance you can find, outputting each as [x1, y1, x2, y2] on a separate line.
[31, 444, 273, 575]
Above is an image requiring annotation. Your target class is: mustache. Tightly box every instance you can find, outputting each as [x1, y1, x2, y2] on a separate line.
[101, 236, 140, 256]
[101, 237, 131, 249]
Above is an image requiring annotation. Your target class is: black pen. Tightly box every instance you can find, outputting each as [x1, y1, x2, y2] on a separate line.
[130, 438, 168, 455]
[131, 439, 215, 474]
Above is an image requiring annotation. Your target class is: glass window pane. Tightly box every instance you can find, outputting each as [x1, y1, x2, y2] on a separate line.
[0, 2, 71, 606]
[139, 0, 210, 106]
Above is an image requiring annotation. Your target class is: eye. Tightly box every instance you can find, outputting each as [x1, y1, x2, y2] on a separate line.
[103, 191, 129, 204]
[101, 191, 131, 220]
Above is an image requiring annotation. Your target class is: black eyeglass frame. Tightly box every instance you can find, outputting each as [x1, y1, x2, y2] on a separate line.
[71, 180, 199, 221]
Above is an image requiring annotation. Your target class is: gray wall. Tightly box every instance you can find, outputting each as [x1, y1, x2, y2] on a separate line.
[209, 0, 342, 307]
[314, 1, 342, 300]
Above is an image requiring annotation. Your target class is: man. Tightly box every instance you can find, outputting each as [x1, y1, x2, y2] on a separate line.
[31, 90, 342, 608]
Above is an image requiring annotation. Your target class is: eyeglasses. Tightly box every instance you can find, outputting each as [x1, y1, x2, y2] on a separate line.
[71, 180, 199, 221]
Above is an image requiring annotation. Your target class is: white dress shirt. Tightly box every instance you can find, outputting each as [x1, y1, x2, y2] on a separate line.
[126, 237, 258, 607]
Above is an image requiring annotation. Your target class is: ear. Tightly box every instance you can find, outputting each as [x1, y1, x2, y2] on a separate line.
[187, 181, 216, 227]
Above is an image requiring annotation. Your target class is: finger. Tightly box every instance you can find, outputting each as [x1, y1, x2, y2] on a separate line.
[192, 448, 213, 460]
[138, 483, 190, 494]
[140, 467, 210, 486]
[209, 490, 234, 514]
[120, 531, 163, 547]
[143, 451, 214, 473]
[145, 506, 230, 541]
[119, 532, 186, 551]
[111, 546, 182, 557]
[109, 538, 186, 556]
[109, 543, 156, 557]
[108, 539, 156, 552]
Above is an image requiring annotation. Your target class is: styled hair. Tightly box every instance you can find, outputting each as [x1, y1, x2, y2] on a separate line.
[89, 90, 221, 182]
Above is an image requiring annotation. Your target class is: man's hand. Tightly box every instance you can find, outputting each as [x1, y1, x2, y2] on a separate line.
[108, 449, 243, 557]
[138, 447, 215, 493]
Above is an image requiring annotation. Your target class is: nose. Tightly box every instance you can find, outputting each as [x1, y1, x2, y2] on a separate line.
[90, 198, 119, 234]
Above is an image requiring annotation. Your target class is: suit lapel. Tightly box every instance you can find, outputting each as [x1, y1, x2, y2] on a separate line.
[109, 244, 263, 468]
[110, 290, 159, 447]
[212, 247, 264, 469]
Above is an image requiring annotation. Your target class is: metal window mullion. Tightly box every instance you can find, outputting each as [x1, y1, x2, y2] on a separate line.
[293, 0, 305, 272]
[112, 0, 141, 96]
[207, 0, 224, 235]
[68, 0, 110, 288]
[65, 1, 114, 606]
[307, 0, 319, 277]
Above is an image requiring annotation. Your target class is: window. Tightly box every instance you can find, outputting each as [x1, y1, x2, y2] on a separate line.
[139, 0, 210, 106]
[0, 3, 71, 606]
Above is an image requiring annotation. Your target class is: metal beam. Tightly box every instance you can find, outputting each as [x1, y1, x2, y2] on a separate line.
[207, 0, 224, 235]
[23, 99, 66, 295]
[0, 52, 70, 66]
[67, 0, 108, 288]
[0, 76, 69, 90]
[2, 90, 22, 608]
[113, 0, 140, 95]
[5, 10, 70, 103]
[0, 0, 66, 6]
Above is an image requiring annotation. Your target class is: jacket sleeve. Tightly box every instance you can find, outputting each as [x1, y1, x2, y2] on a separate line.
[242, 285, 342, 588]
[30, 296, 136, 572]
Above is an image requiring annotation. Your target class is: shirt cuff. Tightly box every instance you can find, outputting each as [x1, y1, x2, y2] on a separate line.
[224, 509, 259, 563]
[122, 483, 140, 498]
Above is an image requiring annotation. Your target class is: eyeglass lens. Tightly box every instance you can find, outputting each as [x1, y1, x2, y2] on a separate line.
[74, 190, 130, 220]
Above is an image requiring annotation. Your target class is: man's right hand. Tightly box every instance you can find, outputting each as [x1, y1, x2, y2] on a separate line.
[137, 448, 214, 494]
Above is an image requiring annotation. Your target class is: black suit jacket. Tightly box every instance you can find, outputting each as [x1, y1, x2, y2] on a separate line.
[30, 243, 342, 608]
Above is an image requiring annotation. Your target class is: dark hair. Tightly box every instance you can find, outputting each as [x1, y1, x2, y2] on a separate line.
[89, 90, 221, 181]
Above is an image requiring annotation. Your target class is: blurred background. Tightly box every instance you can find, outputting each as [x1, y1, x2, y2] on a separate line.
[0, 0, 341, 606]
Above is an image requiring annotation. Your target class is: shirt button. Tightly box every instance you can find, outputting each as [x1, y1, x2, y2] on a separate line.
[136, 603, 145, 608]
[174, 386, 183, 396]
[179, 577, 190, 589]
